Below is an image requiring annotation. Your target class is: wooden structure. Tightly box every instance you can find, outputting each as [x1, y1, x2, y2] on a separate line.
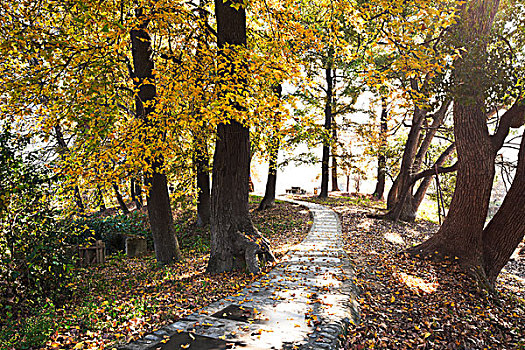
[78, 240, 106, 267]
[286, 186, 306, 194]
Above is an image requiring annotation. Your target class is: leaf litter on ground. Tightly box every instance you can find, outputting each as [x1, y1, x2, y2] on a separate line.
[301, 194, 525, 349]
[3, 198, 311, 350]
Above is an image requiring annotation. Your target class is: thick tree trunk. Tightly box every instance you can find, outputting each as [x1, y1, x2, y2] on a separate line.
[483, 132, 525, 283]
[258, 139, 278, 211]
[373, 97, 388, 200]
[112, 182, 130, 215]
[319, 59, 333, 198]
[410, 105, 496, 265]
[207, 0, 274, 274]
[408, 0, 501, 268]
[131, 13, 181, 264]
[146, 167, 182, 263]
[386, 177, 399, 209]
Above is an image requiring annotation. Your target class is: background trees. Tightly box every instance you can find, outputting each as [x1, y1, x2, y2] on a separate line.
[0, 0, 523, 289]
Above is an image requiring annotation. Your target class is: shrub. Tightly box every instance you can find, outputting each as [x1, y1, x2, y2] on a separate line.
[73, 211, 152, 254]
[0, 128, 78, 312]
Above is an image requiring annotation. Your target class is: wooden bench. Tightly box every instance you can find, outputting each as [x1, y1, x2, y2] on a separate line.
[286, 186, 306, 194]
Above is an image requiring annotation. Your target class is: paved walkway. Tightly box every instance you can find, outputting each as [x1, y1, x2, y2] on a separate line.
[118, 198, 359, 350]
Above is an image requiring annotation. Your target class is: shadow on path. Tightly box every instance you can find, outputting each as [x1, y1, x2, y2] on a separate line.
[118, 198, 360, 350]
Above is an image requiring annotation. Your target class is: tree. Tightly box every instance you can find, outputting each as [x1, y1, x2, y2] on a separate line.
[319, 53, 334, 198]
[372, 97, 388, 200]
[409, 0, 525, 284]
[207, 0, 274, 274]
[331, 114, 341, 191]
[482, 131, 525, 283]
[384, 98, 454, 221]
[130, 10, 182, 264]
[258, 84, 282, 211]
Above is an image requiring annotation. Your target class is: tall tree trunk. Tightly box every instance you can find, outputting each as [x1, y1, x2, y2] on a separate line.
[384, 105, 426, 220]
[258, 84, 282, 211]
[373, 97, 388, 200]
[131, 12, 181, 264]
[112, 182, 130, 215]
[258, 138, 279, 210]
[408, 0, 501, 268]
[482, 132, 525, 283]
[385, 99, 450, 211]
[207, 0, 274, 274]
[331, 114, 340, 192]
[319, 53, 333, 198]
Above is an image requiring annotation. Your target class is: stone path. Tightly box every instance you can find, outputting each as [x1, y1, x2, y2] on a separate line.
[118, 198, 359, 350]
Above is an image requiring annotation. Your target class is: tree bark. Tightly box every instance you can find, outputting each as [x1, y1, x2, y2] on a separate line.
[384, 105, 426, 221]
[373, 97, 388, 200]
[386, 177, 399, 209]
[408, 0, 501, 268]
[207, 0, 274, 274]
[131, 12, 182, 264]
[319, 54, 333, 198]
[482, 132, 525, 283]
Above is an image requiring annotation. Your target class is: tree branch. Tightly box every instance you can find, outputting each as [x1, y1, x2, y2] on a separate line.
[411, 163, 457, 184]
[411, 143, 457, 184]
[491, 101, 525, 150]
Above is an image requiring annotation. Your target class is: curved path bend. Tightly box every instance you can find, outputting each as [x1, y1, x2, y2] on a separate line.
[118, 198, 359, 350]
